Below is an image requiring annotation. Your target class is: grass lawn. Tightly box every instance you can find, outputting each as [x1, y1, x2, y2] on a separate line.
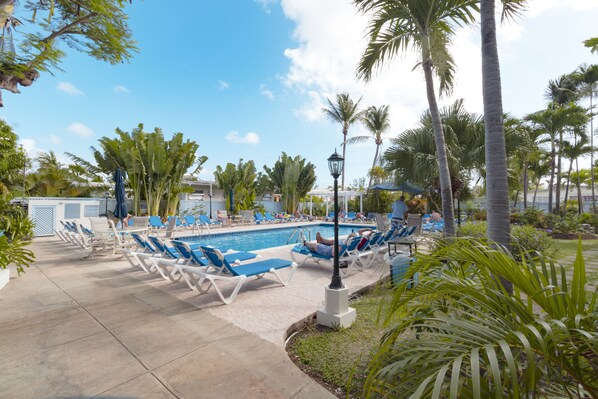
[287, 282, 400, 398]
[554, 238, 598, 260]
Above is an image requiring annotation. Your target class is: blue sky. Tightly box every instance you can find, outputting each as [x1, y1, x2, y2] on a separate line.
[1, 0, 597, 188]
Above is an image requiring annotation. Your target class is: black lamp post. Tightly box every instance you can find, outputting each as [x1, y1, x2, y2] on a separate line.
[328, 149, 344, 290]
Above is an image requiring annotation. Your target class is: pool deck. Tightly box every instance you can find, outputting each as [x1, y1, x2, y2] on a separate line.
[0, 221, 390, 398]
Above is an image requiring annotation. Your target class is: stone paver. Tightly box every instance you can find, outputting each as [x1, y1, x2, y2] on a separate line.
[0, 222, 391, 398]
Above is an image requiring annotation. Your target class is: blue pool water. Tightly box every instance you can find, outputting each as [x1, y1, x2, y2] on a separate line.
[178, 224, 361, 252]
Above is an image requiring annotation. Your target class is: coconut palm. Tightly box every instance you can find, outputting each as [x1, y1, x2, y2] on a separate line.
[480, 0, 526, 248]
[527, 151, 551, 208]
[354, 0, 478, 236]
[573, 63, 598, 212]
[562, 134, 592, 214]
[347, 105, 391, 189]
[545, 74, 580, 214]
[322, 93, 364, 190]
[364, 238, 598, 398]
[525, 104, 588, 213]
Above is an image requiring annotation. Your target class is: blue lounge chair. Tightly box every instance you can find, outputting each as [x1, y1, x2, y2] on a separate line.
[264, 212, 277, 223]
[198, 214, 221, 229]
[290, 235, 362, 274]
[119, 233, 163, 274]
[177, 246, 297, 304]
[149, 216, 167, 231]
[255, 212, 266, 224]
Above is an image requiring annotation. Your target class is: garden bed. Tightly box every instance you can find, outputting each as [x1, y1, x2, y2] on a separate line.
[550, 232, 598, 240]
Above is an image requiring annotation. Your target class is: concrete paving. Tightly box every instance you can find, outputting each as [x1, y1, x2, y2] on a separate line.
[0, 221, 390, 398]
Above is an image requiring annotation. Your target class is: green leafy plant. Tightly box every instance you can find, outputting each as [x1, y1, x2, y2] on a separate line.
[365, 239, 598, 398]
[0, 195, 35, 274]
[406, 196, 427, 215]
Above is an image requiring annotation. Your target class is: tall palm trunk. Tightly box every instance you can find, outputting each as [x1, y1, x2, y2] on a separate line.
[533, 183, 539, 207]
[422, 48, 454, 236]
[341, 127, 348, 190]
[563, 158, 574, 207]
[576, 157, 583, 214]
[548, 138, 556, 213]
[556, 131, 563, 214]
[523, 160, 528, 209]
[591, 92, 595, 213]
[481, 0, 510, 248]
[368, 144, 380, 189]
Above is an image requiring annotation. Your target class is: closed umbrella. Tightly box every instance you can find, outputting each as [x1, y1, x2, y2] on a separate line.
[229, 191, 234, 214]
[113, 169, 128, 226]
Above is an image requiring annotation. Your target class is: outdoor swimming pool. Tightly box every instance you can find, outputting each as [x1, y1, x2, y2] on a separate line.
[178, 224, 362, 252]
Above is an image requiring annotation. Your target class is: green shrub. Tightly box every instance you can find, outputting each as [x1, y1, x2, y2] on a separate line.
[511, 224, 558, 258]
[456, 221, 557, 258]
[579, 213, 598, 229]
[473, 208, 487, 221]
[519, 207, 546, 228]
[543, 213, 560, 230]
[553, 214, 581, 234]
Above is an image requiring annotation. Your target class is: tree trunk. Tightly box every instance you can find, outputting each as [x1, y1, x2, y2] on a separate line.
[422, 50, 455, 236]
[368, 144, 380, 189]
[555, 130, 562, 214]
[590, 92, 596, 213]
[522, 160, 528, 209]
[548, 137, 555, 213]
[533, 183, 539, 208]
[576, 157, 583, 215]
[512, 190, 519, 209]
[481, 0, 510, 251]
[563, 158, 573, 210]
[341, 127, 347, 190]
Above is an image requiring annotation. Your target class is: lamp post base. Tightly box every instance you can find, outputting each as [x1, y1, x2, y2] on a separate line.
[316, 286, 356, 329]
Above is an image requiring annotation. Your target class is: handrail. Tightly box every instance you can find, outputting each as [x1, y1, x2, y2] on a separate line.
[287, 226, 312, 244]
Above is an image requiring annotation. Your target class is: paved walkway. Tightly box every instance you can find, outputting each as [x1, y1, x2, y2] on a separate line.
[0, 223, 389, 398]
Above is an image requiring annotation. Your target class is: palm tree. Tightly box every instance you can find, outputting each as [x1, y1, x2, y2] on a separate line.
[263, 153, 316, 213]
[573, 63, 598, 212]
[364, 239, 598, 397]
[354, 0, 478, 236]
[545, 74, 579, 214]
[480, 0, 527, 248]
[561, 135, 592, 214]
[322, 93, 364, 190]
[347, 105, 391, 189]
[527, 151, 551, 208]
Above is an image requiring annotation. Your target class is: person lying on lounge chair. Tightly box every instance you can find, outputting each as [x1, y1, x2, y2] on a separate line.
[304, 228, 373, 256]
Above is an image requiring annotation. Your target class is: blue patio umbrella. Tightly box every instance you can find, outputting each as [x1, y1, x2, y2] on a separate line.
[369, 180, 425, 195]
[113, 169, 128, 225]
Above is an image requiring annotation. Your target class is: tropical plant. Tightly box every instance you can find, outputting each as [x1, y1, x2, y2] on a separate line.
[68, 124, 206, 216]
[365, 239, 597, 398]
[214, 159, 258, 213]
[585, 37, 598, 53]
[263, 153, 316, 214]
[572, 63, 598, 212]
[322, 93, 364, 190]
[348, 105, 391, 188]
[480, 0, 526, 250]
[561, 135, 592, 214]
[0, 195, 35, 274]
[525, 103, 589, 213]
[0, 119, 27, 195]
[0, 0, 137, 107]
[354, 0, 479, 236]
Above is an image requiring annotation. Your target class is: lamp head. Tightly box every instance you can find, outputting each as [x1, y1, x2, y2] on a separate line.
[328, 149, 344, 179]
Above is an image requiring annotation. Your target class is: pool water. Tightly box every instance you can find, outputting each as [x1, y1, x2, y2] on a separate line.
[178, 224, 361, 252]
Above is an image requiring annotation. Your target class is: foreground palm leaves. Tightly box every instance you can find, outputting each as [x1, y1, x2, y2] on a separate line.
[366, 239, 598, 398]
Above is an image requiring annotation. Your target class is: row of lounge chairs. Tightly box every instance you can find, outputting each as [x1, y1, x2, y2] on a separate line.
[119, 234, 297, 305]
[290, 225, 417, 274]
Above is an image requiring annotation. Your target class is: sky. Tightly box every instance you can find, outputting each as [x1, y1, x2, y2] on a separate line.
[1, 0, 597, 189]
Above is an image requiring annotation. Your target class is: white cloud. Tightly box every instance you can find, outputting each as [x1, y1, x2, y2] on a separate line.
[260, 84, 275, 100]
[113, 85, 130, 94]
[255, 0, 277, 13]
[67, 122, 95, 138]
[225, 131, 260, 144]
[217, 80, 230, 90]
[56, 82, 84, 96]
[18, 138, 38, 156]
[48, 134, 61, 145]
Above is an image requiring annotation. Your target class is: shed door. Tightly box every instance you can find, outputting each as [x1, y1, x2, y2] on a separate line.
[31, 205, 56, 237]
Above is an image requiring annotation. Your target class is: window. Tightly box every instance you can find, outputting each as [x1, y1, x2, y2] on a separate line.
[84, 205, 99, 217]
[64, 203, 81, 219]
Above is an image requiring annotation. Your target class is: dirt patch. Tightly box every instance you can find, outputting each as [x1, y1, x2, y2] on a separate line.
[550, 232, 598, 240]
